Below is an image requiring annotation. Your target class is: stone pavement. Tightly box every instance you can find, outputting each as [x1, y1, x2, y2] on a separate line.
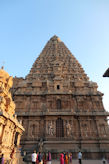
[27, 160, 105, 164]
[50, 160, 103, 164]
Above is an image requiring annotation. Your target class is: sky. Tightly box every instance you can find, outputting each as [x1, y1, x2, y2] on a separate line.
[0, 0, 109, 111]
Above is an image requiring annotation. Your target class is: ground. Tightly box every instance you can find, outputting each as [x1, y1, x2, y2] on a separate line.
[50, 160, 104, 164]
[27, 160, 106, 164]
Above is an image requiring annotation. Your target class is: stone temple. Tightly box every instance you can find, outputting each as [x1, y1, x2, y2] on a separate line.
[0, 68, 24, 164]
[12, 35, 109, 159]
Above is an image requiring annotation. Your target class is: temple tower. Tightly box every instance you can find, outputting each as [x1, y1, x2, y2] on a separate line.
[12, 36, 109, 159]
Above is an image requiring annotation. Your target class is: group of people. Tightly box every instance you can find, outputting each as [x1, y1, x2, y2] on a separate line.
[60, 152, 72, 164]
[60, 151, 82, 164]
[102, 157, 109, 164]
[31, 151, 82, 164]
[32, 151, 51, 164]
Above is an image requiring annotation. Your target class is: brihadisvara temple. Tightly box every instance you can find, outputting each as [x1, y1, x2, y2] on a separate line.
[12, 35, 109, 159]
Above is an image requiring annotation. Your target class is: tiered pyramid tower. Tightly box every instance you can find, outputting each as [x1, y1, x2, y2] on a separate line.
[12, 36, 109, 159]
[27, 35, 88, 82]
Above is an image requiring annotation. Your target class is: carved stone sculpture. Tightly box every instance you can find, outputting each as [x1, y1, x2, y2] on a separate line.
[0, 68, 24, 163]
[38, 138, 43, 152]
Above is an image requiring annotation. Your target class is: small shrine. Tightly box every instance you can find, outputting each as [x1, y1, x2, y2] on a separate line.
[0, 68, 24, 163]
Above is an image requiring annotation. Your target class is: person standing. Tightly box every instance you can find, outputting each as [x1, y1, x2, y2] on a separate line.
[69, 153, 72, 164]
[78, 151, 82, 164]
[38, 152, 42, 164]
[63, 152, 66, 164]
[36, 152, 39, 164]
[31, 150, 37, 164]
[107, 156, 109, 163]
[43, 152, 47, 164]
[0, 154, 4, 164]
[47, 152, 51, 164]
[60, 153, 64, 164]
[102, 157, 107, 164]
[65, 153, 68, 164]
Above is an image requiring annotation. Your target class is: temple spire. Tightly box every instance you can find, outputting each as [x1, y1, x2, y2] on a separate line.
[26, 35, 89, 82]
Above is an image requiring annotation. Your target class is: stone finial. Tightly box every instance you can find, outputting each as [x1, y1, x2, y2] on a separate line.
[1, 66, 4, 69]
[49, 35, 61, 42]
[50, 35, 61, 41]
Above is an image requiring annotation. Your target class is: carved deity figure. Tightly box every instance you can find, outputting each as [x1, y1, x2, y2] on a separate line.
[0, 124, 3, 138]
[48, 121, 54, 136]
[38, 138, 43, 152]
[66, 121, 72, 137]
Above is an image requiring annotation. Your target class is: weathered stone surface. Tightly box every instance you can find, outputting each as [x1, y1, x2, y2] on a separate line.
[12, 35, 109, 159]
[0, 68, 24, 163]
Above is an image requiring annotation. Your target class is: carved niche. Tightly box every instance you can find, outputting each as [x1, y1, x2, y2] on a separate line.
[46, 120, 55, 136]
[66, 120, 72, 137]
[28, 120, 39, 139]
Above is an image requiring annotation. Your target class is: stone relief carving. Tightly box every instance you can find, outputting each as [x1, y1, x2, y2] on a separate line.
[47, 121, 55, 136]
[0, 124, 3, 138]
[0, 96, 6, 110]
[8, 125, 14, 146]
[28, 121, 39, 138]
[2, 125, 10, 144]
[0, 81, 5, 91]
[30, 124, 34, 138]
[48, 122, 54, 136]
[0, 68, 24, 162]
[80, 120, 94, 138]
[38, 138, 43, 152]
[66, 121, 72, 137]
[99, 124, 106, 137]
